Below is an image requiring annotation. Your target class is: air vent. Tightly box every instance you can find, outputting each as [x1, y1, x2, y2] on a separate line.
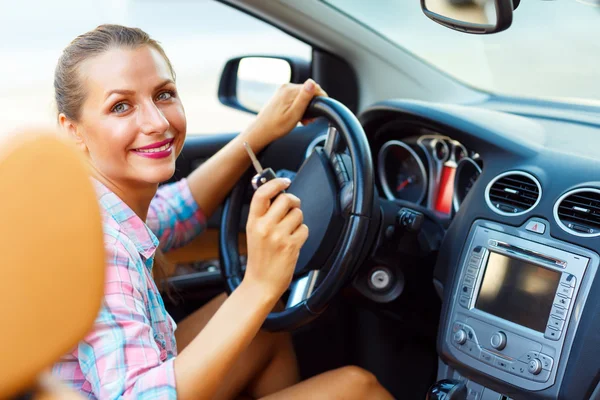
[554, 188, 600, 237]
[485, 172, 541, 216]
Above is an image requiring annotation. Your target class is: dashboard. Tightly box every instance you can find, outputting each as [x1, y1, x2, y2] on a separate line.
[357, 98, 600, 400]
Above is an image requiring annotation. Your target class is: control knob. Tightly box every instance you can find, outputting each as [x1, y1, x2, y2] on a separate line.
[490, 331, 507, 351]
[528, 359, 543, 375]
[453, 329, 467, 345]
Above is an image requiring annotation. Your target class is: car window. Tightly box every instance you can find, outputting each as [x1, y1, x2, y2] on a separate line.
[0, 0, 311, 135]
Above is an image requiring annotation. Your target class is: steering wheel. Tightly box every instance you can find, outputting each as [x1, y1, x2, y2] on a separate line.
[220, 97, 375, 331]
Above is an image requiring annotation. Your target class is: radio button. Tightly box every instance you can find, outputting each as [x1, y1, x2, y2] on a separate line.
[511, 361, 529, 378]
[480, 350, 495, 365]
[494, 357, 511, 371]
[461, 284, 474, 297]
[464, 341, 480, 359]
[557, 285, 574, 298]
[560, 273, 576, 288]
[554, 294, 571, 309]
[532, 368, 551, 383]
[550, 305, 568, 320]
[459, 295, 471, 308]
[539, 354, 554, 371]
[548, 317, 565, 330]
[466, 266, 479, 276]
[463, 275, 476, 287]
[519, 351, 540, 363]
[544, 326, 562, 341]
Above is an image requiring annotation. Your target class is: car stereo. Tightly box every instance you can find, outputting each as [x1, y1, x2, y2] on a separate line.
[444, 220, 597, 392]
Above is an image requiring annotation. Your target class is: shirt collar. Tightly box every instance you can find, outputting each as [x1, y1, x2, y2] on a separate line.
[92, 179, 159, 260]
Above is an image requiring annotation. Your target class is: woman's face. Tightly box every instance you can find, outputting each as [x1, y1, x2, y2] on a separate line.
[72, 45, 186, 186]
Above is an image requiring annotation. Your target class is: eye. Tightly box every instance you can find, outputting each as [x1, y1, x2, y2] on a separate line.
[111, 102, 131, 114]
[156, 90, 176, 101]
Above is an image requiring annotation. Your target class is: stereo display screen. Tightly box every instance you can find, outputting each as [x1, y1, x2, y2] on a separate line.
[475, 252, 561, 332]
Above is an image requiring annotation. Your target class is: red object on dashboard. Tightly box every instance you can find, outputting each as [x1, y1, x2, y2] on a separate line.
[435, 165, 456, 214]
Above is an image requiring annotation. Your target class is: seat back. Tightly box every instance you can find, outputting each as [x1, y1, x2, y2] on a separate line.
[0, 129, 105, 398]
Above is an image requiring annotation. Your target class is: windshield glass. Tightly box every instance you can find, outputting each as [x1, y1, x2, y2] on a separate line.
[323, 0, 600, 103]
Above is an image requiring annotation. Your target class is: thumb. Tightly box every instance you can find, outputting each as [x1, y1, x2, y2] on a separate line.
[290, 79, 318, 118]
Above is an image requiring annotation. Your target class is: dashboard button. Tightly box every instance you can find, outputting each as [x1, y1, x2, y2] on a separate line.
[512, 361, 530, 378]
[548, 317, 565, 330]
[557, 285, 574, 298]
[550, 305, 567, 320]
[544, 326, 562, 341]
[494, 357, 511, 371]
[554, 294, 571, 309]
[480, 351, 495, 365]
[560, 273, 576, 288]
[519, 351, 540, 363]
[532, 368, 551, 383]
[539, 354, 554, 371]
[464, 341, 480, 359]
[463, 274, 476, 287]
[525, 220, 546, 234]
[466, 266, 479, 276]
[459, 295, 471, 308]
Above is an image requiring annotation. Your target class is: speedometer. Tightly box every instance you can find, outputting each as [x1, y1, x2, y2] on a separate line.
[378, 140, 428, 204]
[453, 157, 482, 211]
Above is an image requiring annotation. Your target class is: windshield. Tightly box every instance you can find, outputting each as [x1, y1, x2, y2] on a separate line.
[323, 0, 600, 103]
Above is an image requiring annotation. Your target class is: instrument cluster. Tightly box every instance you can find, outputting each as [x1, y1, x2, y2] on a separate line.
[377, 134, 482, 215]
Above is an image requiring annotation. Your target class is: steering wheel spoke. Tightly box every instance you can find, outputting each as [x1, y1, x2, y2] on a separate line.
[286, 270, 320, 309]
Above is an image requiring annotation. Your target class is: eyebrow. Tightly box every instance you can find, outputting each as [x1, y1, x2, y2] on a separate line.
[104, 79, 175, 100]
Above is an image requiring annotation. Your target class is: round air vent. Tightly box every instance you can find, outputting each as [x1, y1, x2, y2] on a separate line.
[485, 171, 542, 216]
[554, 188, 600, 237]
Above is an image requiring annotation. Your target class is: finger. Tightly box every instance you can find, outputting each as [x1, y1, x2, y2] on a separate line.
[248, 178, 292, 219]
[264, 193, 301, 223]
[291, 223, 309, 246]
[314, 83, 328, 97]
[278, 207, 304, 234]
[290, 79, 319, 119]
[301, 117, 317, 126]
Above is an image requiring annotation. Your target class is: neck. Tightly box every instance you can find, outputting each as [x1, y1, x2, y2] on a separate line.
[90, 168, 157, 221]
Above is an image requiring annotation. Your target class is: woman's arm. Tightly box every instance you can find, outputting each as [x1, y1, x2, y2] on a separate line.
[186, 79, 326, 218]
[174, 178, 308, 400]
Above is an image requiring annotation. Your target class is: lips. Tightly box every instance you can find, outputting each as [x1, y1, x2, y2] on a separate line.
[133, 138, 174, 153]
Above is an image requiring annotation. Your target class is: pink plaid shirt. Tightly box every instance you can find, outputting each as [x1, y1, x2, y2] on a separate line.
[53, 178, 206, 399]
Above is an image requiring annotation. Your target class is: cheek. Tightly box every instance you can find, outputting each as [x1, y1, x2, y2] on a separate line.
[166, 104, 187, 154]
[85, 120, 137, 162]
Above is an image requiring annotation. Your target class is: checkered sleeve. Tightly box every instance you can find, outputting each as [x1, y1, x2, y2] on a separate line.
[77, 241, 178, 399]
[147, 178, 207, 252]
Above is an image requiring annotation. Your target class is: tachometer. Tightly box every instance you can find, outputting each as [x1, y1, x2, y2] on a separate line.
[378, 140, 428, 204]
[453, 157, 482, 211]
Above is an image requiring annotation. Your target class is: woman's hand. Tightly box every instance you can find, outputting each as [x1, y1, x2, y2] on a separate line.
[243, 178, 309, 299]
[245, 79, 328, 147]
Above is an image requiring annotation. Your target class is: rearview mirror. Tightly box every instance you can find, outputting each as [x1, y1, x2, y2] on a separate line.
[421, 0, 517, 34]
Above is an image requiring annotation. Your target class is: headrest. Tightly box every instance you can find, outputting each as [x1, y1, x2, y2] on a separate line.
[0, 129, 105, 398]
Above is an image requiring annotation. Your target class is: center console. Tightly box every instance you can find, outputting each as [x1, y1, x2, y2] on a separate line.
[443, 219, 599, 395]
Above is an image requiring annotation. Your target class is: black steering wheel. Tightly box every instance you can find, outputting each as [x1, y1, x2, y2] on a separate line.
[220, 97, 375, 331]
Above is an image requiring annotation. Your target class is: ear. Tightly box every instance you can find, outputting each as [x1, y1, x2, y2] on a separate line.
[58, 113, 88, 153]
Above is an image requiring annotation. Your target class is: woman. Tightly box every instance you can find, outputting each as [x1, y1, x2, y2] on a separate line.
[51, 24, 393, 400]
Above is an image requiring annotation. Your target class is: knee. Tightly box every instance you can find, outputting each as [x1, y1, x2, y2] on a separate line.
[336, 366, 379, 393]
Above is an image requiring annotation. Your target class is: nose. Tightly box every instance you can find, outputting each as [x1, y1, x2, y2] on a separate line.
[138, 100, 169, 136]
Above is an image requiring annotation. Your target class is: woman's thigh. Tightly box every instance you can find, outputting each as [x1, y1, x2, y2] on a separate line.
[174, 293, 299, 400]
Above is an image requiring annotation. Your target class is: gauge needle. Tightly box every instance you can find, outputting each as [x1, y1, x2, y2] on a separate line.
[396, 176, 415, 192]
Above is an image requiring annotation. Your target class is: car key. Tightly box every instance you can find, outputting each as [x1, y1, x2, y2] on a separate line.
[243, 142, 279, 190]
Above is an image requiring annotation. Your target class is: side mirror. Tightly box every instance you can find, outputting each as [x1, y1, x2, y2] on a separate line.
[421, 0, 518, 34]
[218, 56, 310, 114]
